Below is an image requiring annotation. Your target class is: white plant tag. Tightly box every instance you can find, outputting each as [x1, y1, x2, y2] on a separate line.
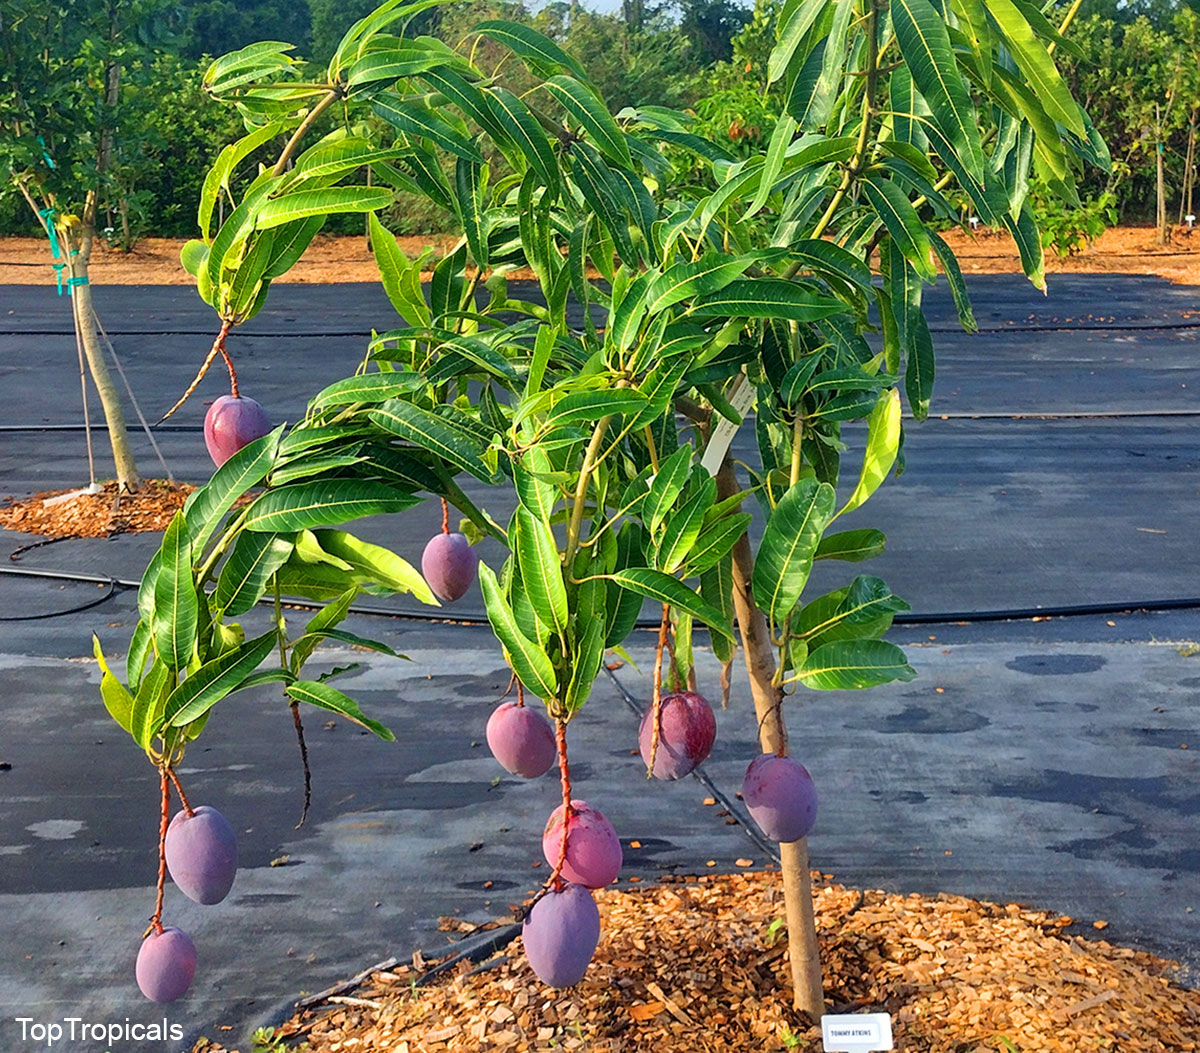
[699, 370, 756, 477]
[821, 1013, 894, 1052]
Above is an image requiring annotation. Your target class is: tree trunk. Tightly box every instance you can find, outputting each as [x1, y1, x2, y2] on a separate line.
[716, 461, 825, 1019]
[75, 197, 141, 492]
[1156, 104, 1169, 245]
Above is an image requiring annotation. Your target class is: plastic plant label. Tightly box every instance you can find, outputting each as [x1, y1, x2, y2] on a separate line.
[821, 1012, 894, 1052]
[699, 371, 756, 477]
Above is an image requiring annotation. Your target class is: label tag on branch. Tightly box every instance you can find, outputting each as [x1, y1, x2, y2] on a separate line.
[821, 1013, 893, 1052]
[699, 371, 756, 477]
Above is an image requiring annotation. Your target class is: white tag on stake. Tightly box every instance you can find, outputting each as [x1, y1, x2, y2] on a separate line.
[821, 1012, 894, 1052]
[698, 370, 756, 477]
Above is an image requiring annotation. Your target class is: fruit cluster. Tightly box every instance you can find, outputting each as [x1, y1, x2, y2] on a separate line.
[137, 778, 238, 1003]
[486, 685, 818, 988]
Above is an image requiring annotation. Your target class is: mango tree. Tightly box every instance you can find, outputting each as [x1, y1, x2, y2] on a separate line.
[93, 0, 1099, 1016]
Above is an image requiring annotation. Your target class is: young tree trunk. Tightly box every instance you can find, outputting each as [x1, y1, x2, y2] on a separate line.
[75, 196, 141, 492]
[716, 461, 825, 1019]
[1181, 112, 1197, 225]
[1156, 104, 1169, 245]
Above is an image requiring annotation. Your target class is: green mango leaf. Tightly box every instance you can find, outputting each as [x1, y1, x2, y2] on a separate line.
[184, 426, 284, 551]
[310, 372, 425, 411]
[164, 631, 278, 728]
[541, 75, 630, 167]
[254, 187, 393, 230]
[286, 628, 405, 660]
[840, 389, 901, 517]
[752, 478, 836, 626]
[656, 474, 716, 574]
[814, 529, 886, 562]
[373, 92, 486, 162]
[242, 480, 418, 532]
[564, 575, 607, 712]
[215, 531, 295, 616]
[793, 639, 916, 690]
[768, 0, 832, 85]
[474, 20, 587, 80]
[368, 399, 493, 481]
[125, 619, 154, 691]
[690, 279, 844, 322]
[606, 568, 734, 642]
[286, 680, 395, 740]
[454, 156, 489, 268]
[541, 390, 649, 430]
[369, 212, 432, 325]
[513, 506, 568, 633]
[646, 253, 758, 314]
[927, 230, 977, 333]
[131, 662, 171, 751]
[683, 512, 752, 577]
[152, 512, 198, 673]
[794, 577, 909, 647]
[93, 634, 134, 734]
[289, 587, 359, 672]
[862, 175, 936, 280]
[605, 521, 647, 648]
[985, 0, 1086, 136]
[484, 87, 560, 194]
[643, 445, 694, 535]
[699, 551, 736, 663]
[479, 562, 558, 700]
[786, 239, 873, 291]
[891, 0, 984, 179]
[314, 528, 438, 605]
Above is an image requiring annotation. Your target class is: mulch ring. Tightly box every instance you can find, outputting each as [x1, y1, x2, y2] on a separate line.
[191, 871, 1199, 1053]
[0, 479, 197, 540]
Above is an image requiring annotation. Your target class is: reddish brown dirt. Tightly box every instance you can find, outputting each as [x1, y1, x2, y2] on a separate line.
[190, 871, 1200, 1053]
[2, 226, 1198, 286]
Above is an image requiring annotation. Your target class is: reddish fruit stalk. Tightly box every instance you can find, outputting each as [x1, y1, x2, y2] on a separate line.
[167, 767, 195, 818]
[647, 605, 669, 777]
[151, 769, 169, 935]
[552, 720, 572, 891]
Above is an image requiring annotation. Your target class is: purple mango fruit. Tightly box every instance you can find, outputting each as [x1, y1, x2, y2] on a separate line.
[136, 927, 197, 1003]
[487, 701, 557, 778]
[741, 753, 818, 843]
[522, 882, 600, 988]
[638, 690, 717, 780]
[542, 800, 622, 889]
[421, 532, 478, 602]
[164, 805, 238, 905]
[204, 395, 271, 467]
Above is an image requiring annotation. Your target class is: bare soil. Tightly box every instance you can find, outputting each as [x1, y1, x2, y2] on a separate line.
[2, 225, 1198, 287]
[190, 871, 1199, 1053]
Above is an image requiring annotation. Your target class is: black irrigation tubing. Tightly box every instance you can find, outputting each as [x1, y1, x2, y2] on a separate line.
[4, 408, 1200, 435]
[602, 663, 782, 865]
[6, 318, 1200, 338]
[2, 562, 1200, 626]
[0, 566, 118, 620]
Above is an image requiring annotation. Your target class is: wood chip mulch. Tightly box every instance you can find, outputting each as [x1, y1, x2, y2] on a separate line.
[191, 871, 1200, 1053]
[0, 480, 197, 540]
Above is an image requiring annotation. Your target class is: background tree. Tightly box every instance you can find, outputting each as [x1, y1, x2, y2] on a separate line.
[0, 0, 187, 490]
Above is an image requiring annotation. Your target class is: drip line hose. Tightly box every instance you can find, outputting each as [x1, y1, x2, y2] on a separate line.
[0, 566, 118, 620]
[6, 317, 1200, 339]
[3, 406, 1200, 436]
[1, 563, 1198, 627]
